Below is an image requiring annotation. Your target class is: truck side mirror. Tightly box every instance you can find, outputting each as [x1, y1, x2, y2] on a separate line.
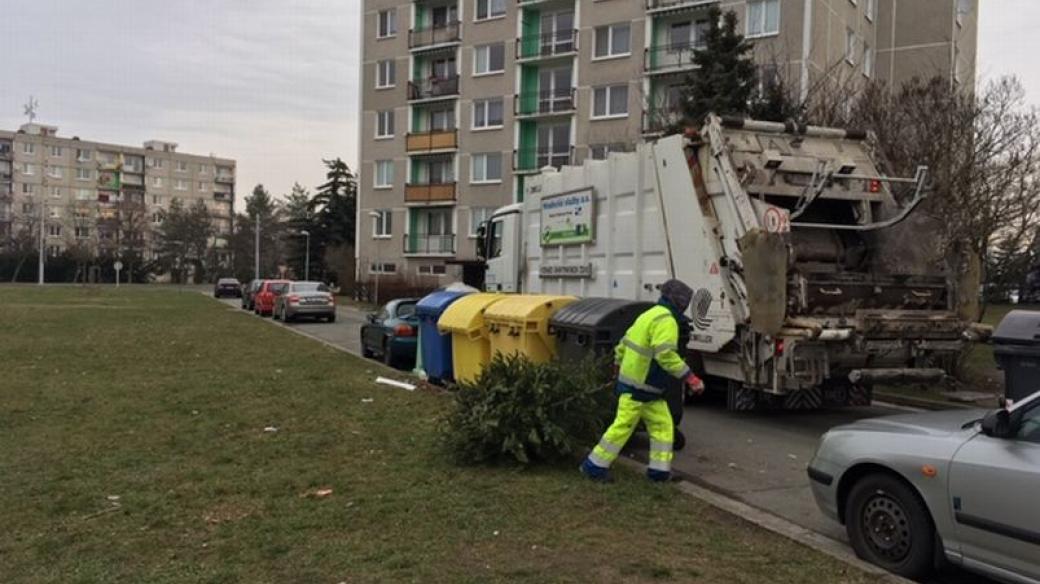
[475, 223, 487, 260]
[981, 408, 1013, 439]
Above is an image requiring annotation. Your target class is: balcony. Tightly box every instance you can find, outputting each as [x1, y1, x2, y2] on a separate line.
[515, 87, 576, 118]
[515, 30, 578, 62]
[215, 174, 234, 184]
[513, 145, 574, 173]
[408, 75, 460, 102]
[406, 129, 459, 153]
[642, 107, 683, 135]
[646, 0, 718, 14]
[404, 233, 455, 256]
[213, 191, 232, 201]
[0, 147, 11, 160]
[645, 43, 703, 74]
[405, 182, 457, 204]
[409, 21, 461, 50]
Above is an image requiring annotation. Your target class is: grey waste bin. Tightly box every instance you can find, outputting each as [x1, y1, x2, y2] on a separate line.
[992, 310, 1040, 402]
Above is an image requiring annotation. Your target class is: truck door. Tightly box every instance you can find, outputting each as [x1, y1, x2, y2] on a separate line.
[483, 212, 519, 292]
[948, 399, 1040, 579]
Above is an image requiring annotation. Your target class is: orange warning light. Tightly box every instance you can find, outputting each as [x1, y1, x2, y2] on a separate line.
[921, 465, 938, 478]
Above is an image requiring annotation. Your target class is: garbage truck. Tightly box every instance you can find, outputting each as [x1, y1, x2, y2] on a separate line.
[479, 114, 978, 410]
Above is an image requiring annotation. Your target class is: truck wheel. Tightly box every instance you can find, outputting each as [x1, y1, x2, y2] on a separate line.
[726, 382, 758, 411]
[673, 428, 686, 452]
[845, 473, 935, 579]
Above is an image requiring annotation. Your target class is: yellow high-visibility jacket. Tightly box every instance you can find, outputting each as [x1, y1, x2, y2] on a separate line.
[614, 303, 690, 398]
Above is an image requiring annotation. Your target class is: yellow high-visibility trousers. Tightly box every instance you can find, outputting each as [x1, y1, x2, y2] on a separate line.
[586, 394, 674, 479]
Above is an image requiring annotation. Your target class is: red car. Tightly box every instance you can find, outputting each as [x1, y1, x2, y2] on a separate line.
[253, 280, 290, 317]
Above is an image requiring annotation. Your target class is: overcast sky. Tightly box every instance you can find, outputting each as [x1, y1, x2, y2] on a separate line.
[0, 0, 1033, 209]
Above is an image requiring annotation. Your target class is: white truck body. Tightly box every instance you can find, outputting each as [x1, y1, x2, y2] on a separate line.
[484, 115, 972, 409]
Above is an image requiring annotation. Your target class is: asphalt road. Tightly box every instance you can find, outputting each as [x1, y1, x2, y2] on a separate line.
[216, 294, 993, 584]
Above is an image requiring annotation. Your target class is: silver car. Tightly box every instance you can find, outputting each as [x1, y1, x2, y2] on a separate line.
[272, 281, 336, 323]
[808, 390, 1040, 582]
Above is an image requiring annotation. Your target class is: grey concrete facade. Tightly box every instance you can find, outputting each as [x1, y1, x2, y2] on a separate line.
[358, 0, 977, 289]
[0, 123, 235, 264]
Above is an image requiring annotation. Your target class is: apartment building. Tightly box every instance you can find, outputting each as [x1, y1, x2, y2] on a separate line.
[0, 123, 235, 262]
[357, 0, 977, 287]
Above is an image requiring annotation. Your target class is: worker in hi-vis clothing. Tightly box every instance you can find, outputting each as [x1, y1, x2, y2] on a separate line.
[580, 279, 705, 482]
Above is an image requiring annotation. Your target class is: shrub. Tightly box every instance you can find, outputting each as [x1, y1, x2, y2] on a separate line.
[442, 353, 615, 465]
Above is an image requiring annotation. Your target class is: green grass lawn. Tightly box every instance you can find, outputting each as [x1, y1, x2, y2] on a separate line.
[0, 286, 881, 584]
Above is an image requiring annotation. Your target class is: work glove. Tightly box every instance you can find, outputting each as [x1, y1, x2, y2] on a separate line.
[684, 373, 705, 395]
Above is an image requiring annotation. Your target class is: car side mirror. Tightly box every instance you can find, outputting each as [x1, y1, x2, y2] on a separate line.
[981, 408, 1013, 439]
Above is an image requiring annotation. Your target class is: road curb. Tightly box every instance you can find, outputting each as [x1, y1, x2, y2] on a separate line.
[615, 458, 913, 583]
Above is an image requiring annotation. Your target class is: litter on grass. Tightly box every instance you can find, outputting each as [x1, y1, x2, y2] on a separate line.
[375, 376, 416, 391]
[263, 426, 279, 433]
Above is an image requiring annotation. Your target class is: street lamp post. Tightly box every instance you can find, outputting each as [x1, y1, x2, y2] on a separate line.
[368, 211, 381, 304]
[37, 198, 45, 285]
[254, 213, 260, 281]
[299, 229, 310, 281]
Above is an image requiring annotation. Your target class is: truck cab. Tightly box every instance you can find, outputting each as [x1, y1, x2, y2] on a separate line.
[480, 203, 523, 293]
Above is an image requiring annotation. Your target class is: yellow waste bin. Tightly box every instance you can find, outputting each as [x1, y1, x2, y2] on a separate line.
[437, 293, 505, 384]
[484, 295, 577, 364]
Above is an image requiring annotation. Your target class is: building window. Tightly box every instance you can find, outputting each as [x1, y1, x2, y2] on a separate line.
[589, 143, 630, 160]
[377, 9, 396, 38]
[75, 168, 91, 181]
[48, 224, 62, 237]
[152, 176, 164, 187]
[845, 28, 857, 65]
[866, 0, 877, 21]
[474, 43, 505, 75]
[50, 186, 62, 198]
[469, 207, 493, 237]
[376, 110, 395, 138]
[176, 160, 188, 172]
[594, 23, 631, 59]
[76, 148, 92, 161]
[370, 262, 397, 274]
[49, 145, 62, 157]
[372, 209, 392, 237]
[747, 0, 780, 38]
[75, 189, 92, 200]
[956, 0, 971, 25]
[47, 245, 61, 257]
[75, 227, 90, 239]
[475, 0, 505, 21]
[199, 164, 209, 174]
[863, 43, 874, 77]
[418, 264, 447, 276]
[148, 157, 165, 169]
[152, 213, 162, 224]
[376, 60, 396, 88]
[46, 166, 62, 179]
[22, 184, 33, 194]
[23, 142, 35, 155]
[472, 98, 504, 129]
[471, 153, 502, 183]
[592, 84, 629, 118]
[374, 160, 394, 188]
[22, 163, 35, 175]
[174, 179, 188, 191]
[152, 194, 163, 204]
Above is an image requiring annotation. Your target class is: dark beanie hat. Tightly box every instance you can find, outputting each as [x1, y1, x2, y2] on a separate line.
[660, 279, 693, 312]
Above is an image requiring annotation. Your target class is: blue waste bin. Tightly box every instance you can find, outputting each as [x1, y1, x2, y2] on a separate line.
[416, 289, 473, 383]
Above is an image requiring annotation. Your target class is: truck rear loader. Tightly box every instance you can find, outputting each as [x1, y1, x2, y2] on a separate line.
[480, 115, 977, 410]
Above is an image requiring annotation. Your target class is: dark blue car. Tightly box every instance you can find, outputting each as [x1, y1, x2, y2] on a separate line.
[360, 298, 419, 369]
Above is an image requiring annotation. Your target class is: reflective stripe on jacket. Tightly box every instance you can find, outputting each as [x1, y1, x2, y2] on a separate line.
[614, 303, 690, 396]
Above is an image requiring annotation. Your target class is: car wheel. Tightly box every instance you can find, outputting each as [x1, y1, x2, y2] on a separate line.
[284, 307, 293, 323]
[327, 313, 336, 323]
[383, 339, 395, 368]
[845, 473, 935, 579]
[361, 331, 373, 358]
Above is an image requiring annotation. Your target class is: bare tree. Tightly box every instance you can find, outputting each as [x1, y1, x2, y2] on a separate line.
[8, 196, 42, 282]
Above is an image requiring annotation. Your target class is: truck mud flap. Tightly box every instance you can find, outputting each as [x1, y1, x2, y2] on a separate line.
[782, 387, 823, 410]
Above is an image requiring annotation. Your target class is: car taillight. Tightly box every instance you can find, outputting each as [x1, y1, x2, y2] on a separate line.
[775, 339, 785, 356]
[868, 179, 881, 193]
[394, 324, 415, 337]
[288, 295, 300, 304]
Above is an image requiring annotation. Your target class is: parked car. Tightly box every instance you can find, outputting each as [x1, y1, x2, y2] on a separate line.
[241, 279, 262, 310]
[213, 278, 242, 298]
[273, 281, 336, 323]
[253, 280, 290, 317]
[808, 390, 1040, 582]
[360, 298, 419, 368]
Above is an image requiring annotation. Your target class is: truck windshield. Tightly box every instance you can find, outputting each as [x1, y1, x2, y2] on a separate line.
[489, 219, 504, 259]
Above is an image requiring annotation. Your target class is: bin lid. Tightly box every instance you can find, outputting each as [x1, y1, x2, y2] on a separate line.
[993, 310, 1040, 346]
[484, 294, 577, 323]
[416, 289, 472, 317]
[550, 297, 655, 332]
[438, 293, 505, 334]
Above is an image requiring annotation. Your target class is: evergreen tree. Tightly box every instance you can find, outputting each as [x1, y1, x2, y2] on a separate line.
[677, 8, 757, 128]
[155, 199, 214, 283]
[308, 159, 357, 283]
[232, 184, 284, 279]
[283, 182, 318, 278]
